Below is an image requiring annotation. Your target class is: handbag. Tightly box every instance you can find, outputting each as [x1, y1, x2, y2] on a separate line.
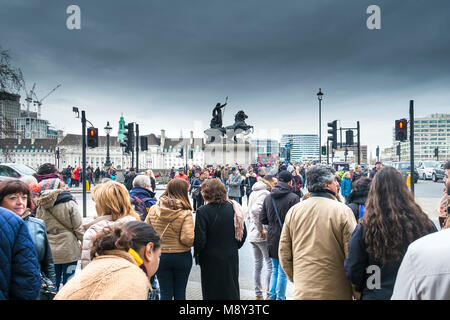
[192, 187, 201, 197]
[40, 272, 57, 300]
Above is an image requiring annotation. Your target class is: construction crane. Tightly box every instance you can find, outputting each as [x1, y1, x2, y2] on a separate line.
[33, 84, 61, 119]
[22, 82, 36, 117]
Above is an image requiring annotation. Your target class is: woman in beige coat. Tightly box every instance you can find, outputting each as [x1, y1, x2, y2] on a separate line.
[35, 177, 83, 291]
[145, 178, 194, 300]
[55, 221, 161, 300]
[81, 181, 140, 269]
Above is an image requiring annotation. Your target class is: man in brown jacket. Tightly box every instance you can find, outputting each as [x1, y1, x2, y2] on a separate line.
[279, 165, 357, 300]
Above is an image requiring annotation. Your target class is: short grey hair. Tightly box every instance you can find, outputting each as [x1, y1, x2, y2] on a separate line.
[133, 174, 151, 188]
[306, 165, 336, 193]
[20, 175, 38, 185]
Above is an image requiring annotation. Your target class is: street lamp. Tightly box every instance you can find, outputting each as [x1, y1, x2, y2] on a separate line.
[104, 121, 112, 167]
[317, 88, 324, 163]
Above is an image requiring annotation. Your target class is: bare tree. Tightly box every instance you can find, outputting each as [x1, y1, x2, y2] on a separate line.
[0, 47, 24, 94]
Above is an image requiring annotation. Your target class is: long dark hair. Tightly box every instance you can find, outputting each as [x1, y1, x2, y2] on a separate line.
[361, 166, 435, 264]
[91, 221, 161, 260]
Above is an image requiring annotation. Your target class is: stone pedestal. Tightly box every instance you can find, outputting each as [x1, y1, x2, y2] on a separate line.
[204, 141, 257, 167]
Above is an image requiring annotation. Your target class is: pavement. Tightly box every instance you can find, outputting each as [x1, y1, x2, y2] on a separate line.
[71, 180, 444, 300]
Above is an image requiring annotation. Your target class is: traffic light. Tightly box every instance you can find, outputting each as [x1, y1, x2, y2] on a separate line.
[395, 119, 408, 141]
[327, 120, 337, 149]
[140, 136, 148, 151]
[396, 144, 401, 156]
[321, 146, 326, 156]
[180, 147, 184, 158]
[120, 123, 134, 153]
[87, 127, 98, 148]
[346, 130, 354, 146]
[434, 147, 439, 159]
[376, 146, 380, 158]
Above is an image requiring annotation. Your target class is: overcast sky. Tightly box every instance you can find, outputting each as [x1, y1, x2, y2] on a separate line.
[1, 0, 449, 157]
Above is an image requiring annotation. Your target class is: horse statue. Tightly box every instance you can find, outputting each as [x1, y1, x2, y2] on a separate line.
[224, 110, 254, 143]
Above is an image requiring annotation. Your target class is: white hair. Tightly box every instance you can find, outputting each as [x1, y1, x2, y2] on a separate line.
[20, 175, 38, 185]
[132, 174, 151, 188]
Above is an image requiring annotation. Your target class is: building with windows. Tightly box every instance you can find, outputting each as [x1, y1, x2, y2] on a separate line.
[280, 134, 319, 162]
[390, 113, 450, 161]
[0, 138, 57, 169]
[0, 91, 21, 138]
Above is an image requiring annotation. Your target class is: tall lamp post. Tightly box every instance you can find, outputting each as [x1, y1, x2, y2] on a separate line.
[317, 88, 324, 163]
[104, 121, 112, 167]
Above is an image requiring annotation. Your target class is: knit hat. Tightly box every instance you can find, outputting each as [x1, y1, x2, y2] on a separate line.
[278, 170, 293, 183]
[39, 178, 63, 194]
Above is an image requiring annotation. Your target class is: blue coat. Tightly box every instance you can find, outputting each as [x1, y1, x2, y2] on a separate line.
[341, 178, 352, 197]
[0, 207, 41, 300]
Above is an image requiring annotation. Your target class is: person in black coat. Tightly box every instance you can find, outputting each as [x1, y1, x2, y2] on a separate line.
[346, 177, 371, 222]
[244, 167, 258, 203]
[260, 171, 300, 300]
[124, 168, 136, 191]
[194, 179, 247, 300]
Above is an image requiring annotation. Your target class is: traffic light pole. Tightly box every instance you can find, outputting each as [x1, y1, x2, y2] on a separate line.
[326, 140, 329, 164]
[357, 121, 361, 165]
[135, 123, 139, 173]
[81, 111, 87, 218]
[410, 100, 415, 196]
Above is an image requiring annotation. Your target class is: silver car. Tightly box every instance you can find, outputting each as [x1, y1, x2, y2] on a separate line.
[0, 163, 37, 182]
[417, 161, 443, 180]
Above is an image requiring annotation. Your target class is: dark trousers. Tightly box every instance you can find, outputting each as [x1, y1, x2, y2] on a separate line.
[157, 251, 193, 300]
[54, 261, 78, 291]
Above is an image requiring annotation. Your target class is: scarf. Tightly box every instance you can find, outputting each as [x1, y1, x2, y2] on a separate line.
[35, 173, 62, 183]
[228, 200, 245, 242]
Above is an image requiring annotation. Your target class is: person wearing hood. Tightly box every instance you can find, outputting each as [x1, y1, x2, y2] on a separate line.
[34, 174, 84, 291]
[278, 165, 357, 300]
[81, 182, 140, 270]
[248, 175, 277, 300]
[145, 178, 194, 300]
[347, 177, 371, 222]
[260, 170, 300, 300]
[341, 172, 352, 204]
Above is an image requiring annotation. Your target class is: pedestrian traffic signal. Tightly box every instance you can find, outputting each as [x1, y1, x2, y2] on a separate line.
[87, 127, 98, 148]
[327, 120, 337, 149]
[395, 119, 407, 141]
[346, 130, 354, 146]
[321, 146, 326, 156]
[120, 123, 134, 153]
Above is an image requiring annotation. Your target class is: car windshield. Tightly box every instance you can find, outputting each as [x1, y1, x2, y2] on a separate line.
[398, 163, 410, 170]
[9, 164, 36, 176]
[423, 162, 441, 169]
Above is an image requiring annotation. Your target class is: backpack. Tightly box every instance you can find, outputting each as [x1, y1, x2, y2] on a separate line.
[131, 196, 157, 221]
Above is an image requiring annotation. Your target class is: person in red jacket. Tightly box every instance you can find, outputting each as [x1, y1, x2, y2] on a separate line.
[73, 167, 81, 187]
[174, 168, 189, 182]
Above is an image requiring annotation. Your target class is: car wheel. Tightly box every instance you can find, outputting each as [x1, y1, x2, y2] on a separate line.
[422, 174, 427, 180]
[432, 173, 437, 182]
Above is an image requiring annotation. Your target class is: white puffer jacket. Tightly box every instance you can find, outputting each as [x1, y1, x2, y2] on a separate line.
[80, 215, 138, 269]
[247, 181, 270, 243]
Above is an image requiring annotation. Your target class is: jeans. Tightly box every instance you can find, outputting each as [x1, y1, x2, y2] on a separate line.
[54, 261, 78, 291]
[229, 196, 240, 203]
[67, 177, 71, 188]
[193, 197, 204, 211]
[157, 251, 193, 300]
[251, 242, 272, 299]
[269, 258, 287, 300]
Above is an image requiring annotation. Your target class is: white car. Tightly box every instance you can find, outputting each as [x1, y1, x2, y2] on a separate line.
[417, 161, 443, 180]
[0, 163, 37, 182]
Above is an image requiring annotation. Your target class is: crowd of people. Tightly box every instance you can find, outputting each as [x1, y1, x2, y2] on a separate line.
[1, 159, 449, 300]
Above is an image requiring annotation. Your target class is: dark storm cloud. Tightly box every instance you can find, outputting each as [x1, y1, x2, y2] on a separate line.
[1, 0, 449, 151]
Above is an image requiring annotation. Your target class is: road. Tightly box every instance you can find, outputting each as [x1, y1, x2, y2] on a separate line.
[71, 179, 445, 299]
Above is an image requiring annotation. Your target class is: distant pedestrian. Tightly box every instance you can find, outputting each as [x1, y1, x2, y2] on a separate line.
[145, 169, 157, 192]
[291, 169, 304, 199]
[189, 172, 203, 212]
[247, 175, 277, 300]
[130, 175, 157, 221]
[279, 165, 356, 300]
[35, 175, 83, 291]
[145, 178, 194, 300]
[0, 207, 41, 300]
[369, 161, 382, 179]
[345, 166, 437, 300]
[340, 172, 352, 203]
[227, 167, 242, 203]
[81, 182, 140, 269]
[438, 160, 450, 229]
[194, 178, 247, 300]
[174, 168, 189, 183]
[352, 165, 364, 185]
[55, 221, 161, 300]
[244, 167, 258, 203]
[124, 168, 137, 191]
[260, 170, 300, 300]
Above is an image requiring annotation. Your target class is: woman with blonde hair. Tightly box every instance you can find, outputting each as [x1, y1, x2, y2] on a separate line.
[81, 181, 140, 269]
[145, 178, 194, 300]
[145, 170, 157, 192]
